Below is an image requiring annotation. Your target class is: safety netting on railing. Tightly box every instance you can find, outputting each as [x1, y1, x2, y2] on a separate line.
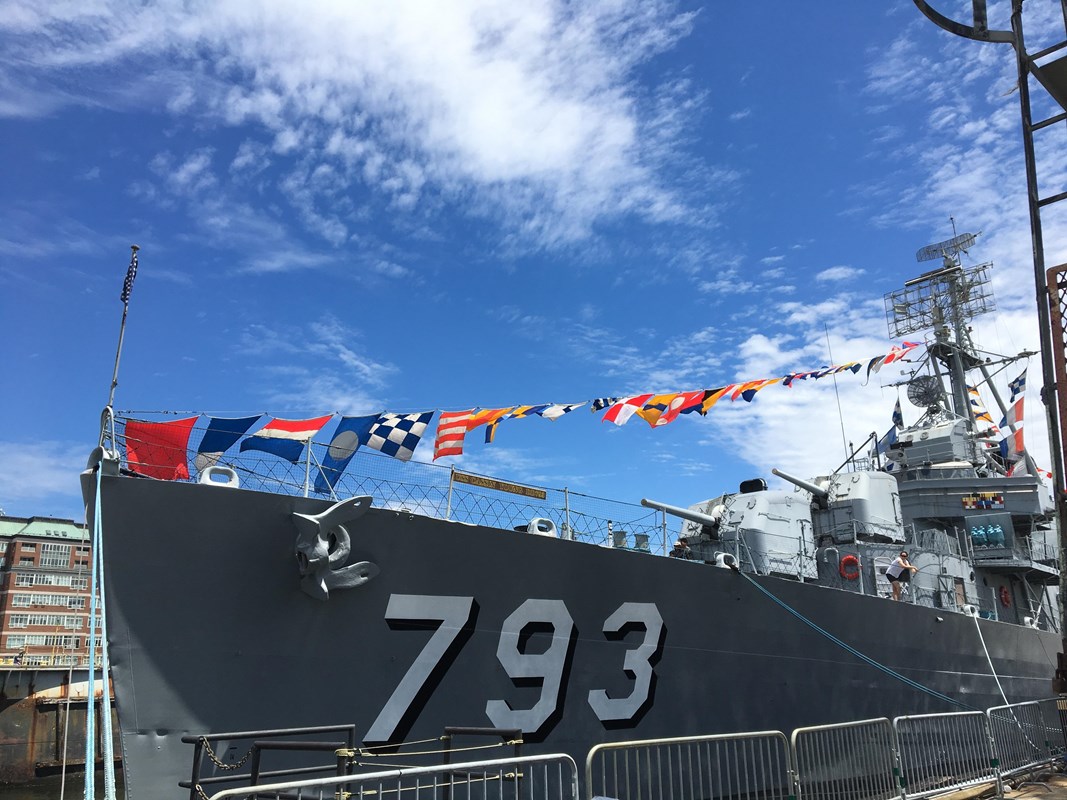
[115, 414, 669, 552]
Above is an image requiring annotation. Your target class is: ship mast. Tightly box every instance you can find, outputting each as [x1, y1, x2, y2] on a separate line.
[885, 231, 1038, 476]
[885, 232, 990, 429]
[911, 0, 1067, 681]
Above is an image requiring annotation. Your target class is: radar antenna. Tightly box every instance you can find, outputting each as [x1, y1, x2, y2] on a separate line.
[906, 375, 945, 411]
[884, 224, 993, 426]
[915, 231, 978, 264]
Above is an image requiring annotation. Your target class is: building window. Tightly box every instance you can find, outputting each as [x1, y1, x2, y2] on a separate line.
[40, 543, 71, 568]
[10, 592, 82, 608]
[18, 557, 34, 565]
[15, 575, 33, 587]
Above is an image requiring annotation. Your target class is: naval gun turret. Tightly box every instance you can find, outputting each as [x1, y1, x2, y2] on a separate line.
[775, 468, 906, 546]
[648, 478, 817, 580]
[771, 468, 829, 509]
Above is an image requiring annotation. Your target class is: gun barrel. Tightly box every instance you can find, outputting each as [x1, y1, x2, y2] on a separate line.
[771, 468, 829, 504]
[641, 498, 720, 529]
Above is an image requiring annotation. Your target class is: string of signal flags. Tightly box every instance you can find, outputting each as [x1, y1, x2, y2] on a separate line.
[120, 341, 921, 493]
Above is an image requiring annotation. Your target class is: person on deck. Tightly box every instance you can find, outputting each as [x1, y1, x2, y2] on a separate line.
[669, 537, 692, 560]
[886, 550, 918, 601]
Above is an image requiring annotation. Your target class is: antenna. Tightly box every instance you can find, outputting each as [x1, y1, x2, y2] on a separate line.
[885, 226, 995, 425]
[906, 375, 945, 411]
[915, 231, 979, 264]
[99, 245, 141, 449]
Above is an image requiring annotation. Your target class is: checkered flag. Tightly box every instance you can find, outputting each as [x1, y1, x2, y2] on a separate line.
[120, 246, 140, 305]
[365, 411, 434, 461]
[1008, 370, 1026, 402]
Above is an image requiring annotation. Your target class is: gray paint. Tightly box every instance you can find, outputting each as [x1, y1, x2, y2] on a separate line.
[82, 470, 1058, 800]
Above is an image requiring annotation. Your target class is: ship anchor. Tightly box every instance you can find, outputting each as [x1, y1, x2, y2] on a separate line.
[293, 495, 379, 600]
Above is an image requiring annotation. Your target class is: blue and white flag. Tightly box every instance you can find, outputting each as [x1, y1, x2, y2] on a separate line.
[876, 425, 898, 456]
[365, 411, 434, 461]
[875, 426, 899, 472]
[314, 414, 379, 494]
[1009, 370, 1026, 402]
[540, 402, 586, 420]
[195, 415, 260, 472]
[590, 397, 618, 412]
[892, 398, 904, 430]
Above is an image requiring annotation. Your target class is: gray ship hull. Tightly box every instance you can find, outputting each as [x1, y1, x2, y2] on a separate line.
[84, 470, 1059, 799]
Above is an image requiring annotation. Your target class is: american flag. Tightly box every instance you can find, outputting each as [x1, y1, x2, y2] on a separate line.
[120, 247, 139, 305]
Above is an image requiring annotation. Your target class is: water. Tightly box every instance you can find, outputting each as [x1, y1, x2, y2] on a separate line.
[3, 773, 125, 799]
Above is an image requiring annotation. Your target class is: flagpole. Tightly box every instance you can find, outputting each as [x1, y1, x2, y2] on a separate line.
[100, 245, 140, 448]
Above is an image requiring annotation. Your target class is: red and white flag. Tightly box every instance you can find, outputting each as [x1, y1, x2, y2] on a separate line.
[434, 410, 472, 459]
[603, 394, 654, 426]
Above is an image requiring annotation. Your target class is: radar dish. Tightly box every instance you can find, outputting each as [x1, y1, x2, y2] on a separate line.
[907, 375, 945, 408]
[916, 232, 979, 263]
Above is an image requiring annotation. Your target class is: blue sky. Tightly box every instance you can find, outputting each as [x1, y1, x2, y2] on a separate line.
[2, 0, 1065, 523]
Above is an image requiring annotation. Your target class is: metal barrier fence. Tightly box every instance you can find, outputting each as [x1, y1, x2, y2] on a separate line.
[792, 718, 899, 800]
[170, 700, 1066, 800]
[585, 731, 793, 800]
[582, 698, 1067, 800]
[987, 698, 1067, 779]
[893, 711, 998, 799]
[203, 753, 580, 800]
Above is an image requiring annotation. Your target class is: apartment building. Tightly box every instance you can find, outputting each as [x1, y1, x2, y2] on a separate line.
[0, 514, 99, 667]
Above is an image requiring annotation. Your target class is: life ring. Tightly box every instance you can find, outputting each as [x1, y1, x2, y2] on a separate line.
[999, 586, 1011, 607]
[839, 554, 860, 580]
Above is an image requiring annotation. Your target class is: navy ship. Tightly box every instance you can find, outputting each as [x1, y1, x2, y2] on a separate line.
[81, 237, 1061, 799]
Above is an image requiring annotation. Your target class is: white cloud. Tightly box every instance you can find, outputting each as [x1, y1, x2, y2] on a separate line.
[235, 316, 397, 412]
[372, 260, 414, 279]
[0, 1, 703, 250]
[231, 140, 271, 175]
[816, 265, 864, 282]
[0, 441, 88, 520]
[150, 149, 218, 196]
[698, 267, 757, 295]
